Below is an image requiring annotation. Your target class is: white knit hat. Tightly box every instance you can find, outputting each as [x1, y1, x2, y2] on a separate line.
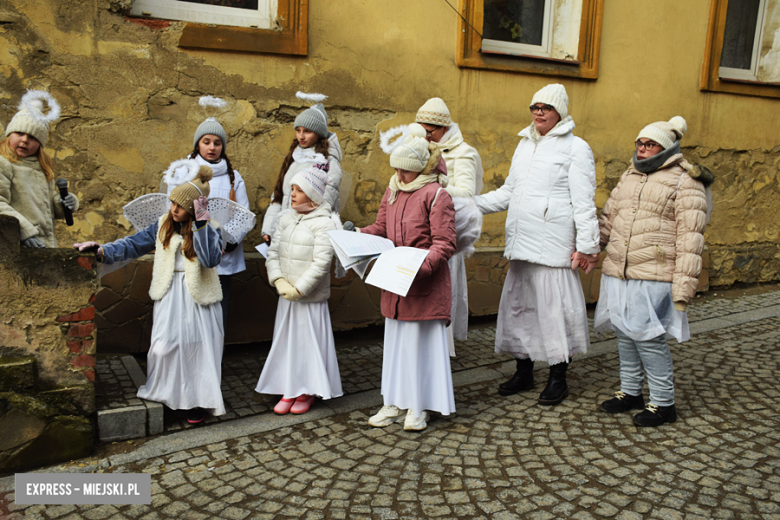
[530, 83, 569, 120]
[4, 90, 61, 148]
[416, 97, 451, 127]
[291, 165, 329, 205]
[636, 116, 687, 150]
[389, 124, 431, 173]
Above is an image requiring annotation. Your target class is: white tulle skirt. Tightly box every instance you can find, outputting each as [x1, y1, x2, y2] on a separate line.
[446, 252, 469, 356]
[255, 298, 343, 400]
[382, 318, 456, 416]
[495, 260, 590, 366]
[594, 274, 689, 343]
[138, 272, 226, 416]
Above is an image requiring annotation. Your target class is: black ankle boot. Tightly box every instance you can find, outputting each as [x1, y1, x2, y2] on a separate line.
[498, 358, 534, 396]
[538, 362, 569, 405]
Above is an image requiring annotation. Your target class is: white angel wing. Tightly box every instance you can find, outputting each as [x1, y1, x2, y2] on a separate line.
[452, 196, 483, 257]
[207, 198, 257, 244]
[123, 193, 169, 233]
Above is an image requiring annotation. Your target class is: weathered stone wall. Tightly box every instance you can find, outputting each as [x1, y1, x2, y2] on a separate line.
[0, 215, 99, 472]
[0, 0, 773, 353]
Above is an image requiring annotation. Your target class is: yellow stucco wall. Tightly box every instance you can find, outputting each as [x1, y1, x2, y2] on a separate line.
[1, 0, 778, 286]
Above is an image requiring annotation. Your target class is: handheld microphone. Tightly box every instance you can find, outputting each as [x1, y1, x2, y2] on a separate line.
[343, 221, 355, 232]
[55, 178, 74, 226]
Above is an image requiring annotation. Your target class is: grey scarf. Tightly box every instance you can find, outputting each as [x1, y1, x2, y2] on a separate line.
[632, 141, 681, 173]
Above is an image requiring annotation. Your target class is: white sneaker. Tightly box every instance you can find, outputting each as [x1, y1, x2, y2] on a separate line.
[368, 405, 406, 427]
[403, 409, 429, 431]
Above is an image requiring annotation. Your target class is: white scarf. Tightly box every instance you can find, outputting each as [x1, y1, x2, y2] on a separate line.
[292, 146, 328, 165]
[388, 172, 448, 205]
[195, 155, 228, 177]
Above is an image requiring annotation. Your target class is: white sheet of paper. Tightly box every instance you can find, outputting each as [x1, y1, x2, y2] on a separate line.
[327, 230, 394, 257]
[255, 242, 269, 259]
[365, 247, 430, 297]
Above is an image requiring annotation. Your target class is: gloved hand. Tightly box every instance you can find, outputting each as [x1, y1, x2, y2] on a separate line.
[59, 193, 77, 211]
[73, 241, 103, 259]
[193, 196, 210, 222]
[273, 278, 302, 301]
[22, 236, 45, 248]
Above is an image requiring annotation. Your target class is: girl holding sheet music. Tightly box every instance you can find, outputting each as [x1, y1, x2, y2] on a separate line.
[358, 123, 457, 431]
[254, 165, 343, 415]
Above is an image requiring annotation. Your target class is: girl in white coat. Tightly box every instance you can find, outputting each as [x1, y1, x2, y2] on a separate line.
[261, 93, 343, 242]
[180, 96, 251, 330]
[474, 84, 600, 406]
[255, 165, 343, 415]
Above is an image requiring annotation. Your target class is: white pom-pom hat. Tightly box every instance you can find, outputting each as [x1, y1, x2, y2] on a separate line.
[4, 90, 62, 147]
[389, 123, 431, 173]
[636, 116, 687, 150]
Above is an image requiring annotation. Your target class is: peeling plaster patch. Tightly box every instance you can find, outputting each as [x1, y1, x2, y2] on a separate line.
[55, 148, 75, 160]
[99, 147, 145, 173]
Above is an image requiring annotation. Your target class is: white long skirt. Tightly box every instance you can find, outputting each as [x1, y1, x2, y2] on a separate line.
[446, 253, 469, 356]
[138, 272, 226, 416]
[495, 260, 590, 366]
[382, 318, 455, 416]
[255, 298, 342, 400]
[594, 274, 689, 343]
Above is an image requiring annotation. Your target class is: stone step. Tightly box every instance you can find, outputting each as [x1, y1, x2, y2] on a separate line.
[95, 355, 162, 442]
[0, 356, 36, 393]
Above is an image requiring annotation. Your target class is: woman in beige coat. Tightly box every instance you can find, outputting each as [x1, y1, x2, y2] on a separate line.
[595, 116, 708, 427]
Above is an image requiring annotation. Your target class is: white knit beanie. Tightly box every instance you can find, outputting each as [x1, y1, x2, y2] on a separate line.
[416, 97, 452, 127]
[530, 83, 569, 120]
[291, 165, 329, 205]
[4, 90, 61, 148]
[636, 116, 687, 150]
[389, 124, 431, 173]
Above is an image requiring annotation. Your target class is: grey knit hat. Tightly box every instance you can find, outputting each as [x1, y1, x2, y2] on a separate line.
[193, 117, 228, 150]
[294, 104, 329, 138]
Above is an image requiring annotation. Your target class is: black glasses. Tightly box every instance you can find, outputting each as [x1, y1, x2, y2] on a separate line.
[420, 124, 442, 137]
[635, 140, 660, 151]
[529, 104, 554, 114]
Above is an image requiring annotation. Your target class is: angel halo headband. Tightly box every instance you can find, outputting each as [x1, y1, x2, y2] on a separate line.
[296, 91, 328, 122]
[198, 95, 227, 118]
[163, 159, 200, 188]
[19, 89, 61, 124]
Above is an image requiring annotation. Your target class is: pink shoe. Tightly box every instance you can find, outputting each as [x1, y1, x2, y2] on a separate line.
[273, 397, 295, 415]
[291, 395, 315, 414]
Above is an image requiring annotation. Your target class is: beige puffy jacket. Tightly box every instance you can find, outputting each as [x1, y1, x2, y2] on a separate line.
[599, 154, 707, 308]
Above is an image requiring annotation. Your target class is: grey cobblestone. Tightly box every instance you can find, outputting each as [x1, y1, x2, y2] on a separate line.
[4, 290, 780, 519]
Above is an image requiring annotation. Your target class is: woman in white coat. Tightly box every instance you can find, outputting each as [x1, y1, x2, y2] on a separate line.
[474, 84, 600, 406]
[415, 97, 484, 356]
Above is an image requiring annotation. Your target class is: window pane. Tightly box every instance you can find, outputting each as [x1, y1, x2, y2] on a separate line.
[720, 0, 761, 70]
[483, 0, 546, 46]
[177, 0, 259, 9]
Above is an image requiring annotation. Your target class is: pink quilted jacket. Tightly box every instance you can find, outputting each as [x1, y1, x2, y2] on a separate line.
[598, 154, 707, 305]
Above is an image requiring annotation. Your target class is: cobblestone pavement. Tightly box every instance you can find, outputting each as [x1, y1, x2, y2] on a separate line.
[95, 288, 780, 433]
[2, 290, 780, 519]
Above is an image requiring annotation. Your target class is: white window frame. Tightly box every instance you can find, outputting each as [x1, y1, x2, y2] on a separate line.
[129, 0, 277, 30]
[719, 0, 767, 81]
[481, 0, 555, 59]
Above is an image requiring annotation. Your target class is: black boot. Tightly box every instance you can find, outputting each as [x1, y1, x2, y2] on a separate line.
[538, 362, 569, 406]
[498, 358, 534, 396]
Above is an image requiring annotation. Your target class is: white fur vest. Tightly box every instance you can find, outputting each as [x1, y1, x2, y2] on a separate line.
[148, 215, 222, 305]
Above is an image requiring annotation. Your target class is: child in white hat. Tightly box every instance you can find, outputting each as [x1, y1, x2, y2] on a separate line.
[261, 92, 344, 242]
[0, 90, 79, 247]
[255, 164, 343, 415]
[75, 162, 226, 425]
[360, 124, 457, 431]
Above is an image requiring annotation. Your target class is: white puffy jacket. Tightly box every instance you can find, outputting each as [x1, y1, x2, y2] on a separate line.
[265, 202, 338, 303]
[262, 133, 343, 238]
[437, 123, 484, 198]
[474, 116, 600, 268]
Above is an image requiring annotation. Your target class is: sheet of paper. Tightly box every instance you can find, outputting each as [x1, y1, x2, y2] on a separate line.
[365, 247, 430, 297]
[254, 242, 269, 259]
[327, 230, 395, 257]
